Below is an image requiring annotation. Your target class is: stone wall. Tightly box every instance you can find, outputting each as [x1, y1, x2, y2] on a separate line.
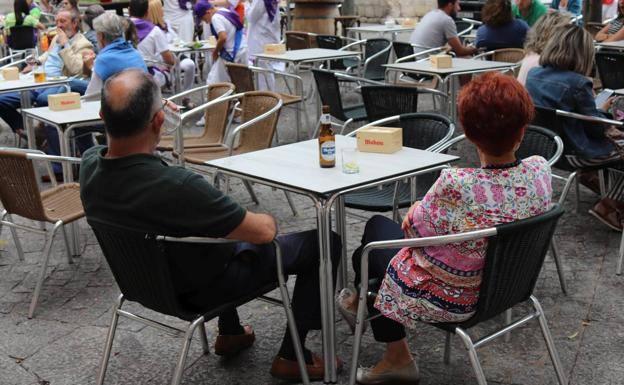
[354, 0, 436, 21]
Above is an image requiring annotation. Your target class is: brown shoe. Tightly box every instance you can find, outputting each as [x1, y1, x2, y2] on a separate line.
[270, 352, 343, 382]
[214, 325, 255, 356]
[589, 199, 623, 231]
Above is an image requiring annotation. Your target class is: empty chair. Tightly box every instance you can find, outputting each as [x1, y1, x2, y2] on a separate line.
[0, 148, 84, 318]
[316, 34, 348, 69]
[595, 51, 624, 90]
[361, 85, 448, 121]
[285, 31, 316, 50]
[474, 48, 525, 63]
[339, 38, 392, 80]
[7, 25, 37, 54]
[348, 204, 567, 385]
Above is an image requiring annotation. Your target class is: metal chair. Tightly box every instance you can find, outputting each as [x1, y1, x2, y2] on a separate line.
[90, 219, 309, 385]
[348, 204, 567, 385]
[339, 38, 392, 80]
[342, 113, 455, 221]
[473, 48, 525, 77]
[361, 84, 448, 121]
[225, 63, 305, 142]
[0, 148, 84, 318]
[391, 44, 446, 85]
[455, 20, 474, 37]
[595, 51, 624, 90]
[157, 82, 236, 152]
[316, 34, 352, 70]
[7, 26, 37, 55]
[285, 31, 316, 50]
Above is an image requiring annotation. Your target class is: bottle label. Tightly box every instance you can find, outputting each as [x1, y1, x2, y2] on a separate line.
[320, 140, 336, 161]
[320, 113, 331, 125]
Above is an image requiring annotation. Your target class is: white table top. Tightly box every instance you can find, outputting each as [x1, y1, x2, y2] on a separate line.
[253, 48, 361, 64]
[384, 57, 515, 76]
[597, 40, 624, 49]
[169, 42, 216, 53]
[22, 100, 101, 125]
[347, 24, 414, 33]
[206, 135, 458, 195]
[0, 75, 70, 93]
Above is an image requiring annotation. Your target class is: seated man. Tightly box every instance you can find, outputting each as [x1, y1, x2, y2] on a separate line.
[129, 0, 176, 88]
[512, 0, 547, 26]
[410, 0, 477, 56]
[194, 0, 247, 84]
[0, 9, 92, 136]
[79, 68, 341, 382]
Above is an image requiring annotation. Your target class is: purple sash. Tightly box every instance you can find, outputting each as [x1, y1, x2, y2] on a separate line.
[178, 0, 191, 11]
[264, 0, 278, 22]
[216, 9, 243, 30]
[131, 17, 156, 43]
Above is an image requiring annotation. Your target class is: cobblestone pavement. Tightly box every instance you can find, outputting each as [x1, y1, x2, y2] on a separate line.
[0, 76, 623, 385]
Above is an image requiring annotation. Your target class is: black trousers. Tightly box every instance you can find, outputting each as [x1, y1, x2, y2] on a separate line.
[352, 215, 406, 343]
[186, 230, 341, 331]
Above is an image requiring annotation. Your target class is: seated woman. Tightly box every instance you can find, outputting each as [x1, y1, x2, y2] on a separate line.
[4, 0, 45, 32]
[526, 24, 624, 230]
[550, 0, 582, 16]
[341, 72, 552, 385]
[517, 11, 569, 85]
[475, 0, 529, 50]
[596, 0, 624, 42]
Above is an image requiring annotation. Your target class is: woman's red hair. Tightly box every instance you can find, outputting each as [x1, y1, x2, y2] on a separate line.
[458, 72, 534, 156]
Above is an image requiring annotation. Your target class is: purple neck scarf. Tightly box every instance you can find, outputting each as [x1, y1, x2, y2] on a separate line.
[216, 9, 243, 30]
[131, 17, 156, 42]
[178, 0, 190, 11]
[263, 0, 278, 22]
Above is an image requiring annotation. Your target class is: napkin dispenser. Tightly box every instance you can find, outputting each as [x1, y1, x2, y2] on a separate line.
[264, 43, 286, 54]
[2, 67, 19, 81]
[48, 92, 81, 111]
[356, 126, 402, 154]
[430, 54, 452, 69]
[400, 18, 417, 27]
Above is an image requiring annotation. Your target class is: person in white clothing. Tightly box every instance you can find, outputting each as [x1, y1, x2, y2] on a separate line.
[194, 0, 248, 84]
[147, 0, 196, 90]
[247, 0, 280, 90]
[130, 0, 176, 88]
[163, 0, 195, 43]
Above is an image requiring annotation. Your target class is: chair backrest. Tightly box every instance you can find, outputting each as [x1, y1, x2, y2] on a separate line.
[595, 51, 624, 90]
[237, 91, 282, 152]
[532, 106, 577, 171]
[87, 218, 196, 320]
[201, 82, 236, 143]
[392, 41, 415, 61]
[361, 85, 420, 121]
[515, 125, 561, 165]
[454, 20, 473, 36]
[311, 68, 347, 121]
[285, 31, 315, 50]
[491, 48, 525, 63]
[8, 26, 36, 50]
[463, 204, 565, 327]
[372, 112, 454, 150]
[225, 63, 256, 93]
[363, 38, 391, 80]
[316, 34, 342, 50]
[0, 150, 47, 222]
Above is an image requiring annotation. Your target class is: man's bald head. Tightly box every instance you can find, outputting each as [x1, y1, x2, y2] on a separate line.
[100, 69, 162, 138]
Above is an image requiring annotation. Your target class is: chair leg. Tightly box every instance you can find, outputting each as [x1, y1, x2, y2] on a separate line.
[96, 294, 124, 385]
[199, 322, 210, 355]
[348, 289, 369, 385]
[443, 331, 452, 364]
[170, 317, 204, 385]
[0, 210, 6, 246]
[530, 296, 568, 385]
[574, 177, 580, 214]
[550, 239, 568, 294]
[242, 180, 260, 205]
[455, 328, 488, 385]
[504, 309, 512, 342]
[6, 214, 25, 262]
[617, 229, 624, 275]
[28, 221, 62, 319]
[284, 191, 298, 217]
[61, 225, 73, 265]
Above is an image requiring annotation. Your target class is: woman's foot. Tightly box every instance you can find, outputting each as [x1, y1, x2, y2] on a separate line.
[356, 359, 420, 384]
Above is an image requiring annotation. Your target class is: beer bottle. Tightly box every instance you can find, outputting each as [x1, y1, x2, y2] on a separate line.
[318, 105, 336, 168]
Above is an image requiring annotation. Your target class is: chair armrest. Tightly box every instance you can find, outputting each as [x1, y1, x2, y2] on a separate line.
[395, 46, 445, 63]
[0, 53, 32, 68]
[461, 17, 483, 26]
[340, 39, 366, 51]
[434, 134, 466, 153]
[168, 84, 234, 103]
[346, 115, 400, 137]
[26, 153, 82, 164]
[555, 109, 624, 127]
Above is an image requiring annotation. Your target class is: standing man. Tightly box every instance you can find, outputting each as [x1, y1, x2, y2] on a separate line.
[194, 0, 248, 84]
[410, 0, 478, 56]
[163, 0, 196, 42]
[512, 0, 548, 26]
[247, 0, 280, 90]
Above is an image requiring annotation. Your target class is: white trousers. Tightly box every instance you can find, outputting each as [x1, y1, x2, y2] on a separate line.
[206, 48, 248, 84]
[164, 12, 195, 43]
[179, 57, 196, 90]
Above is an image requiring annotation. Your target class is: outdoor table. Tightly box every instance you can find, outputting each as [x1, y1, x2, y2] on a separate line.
[596, 40, 624, 51]
[21, 101, 102, 256]
[169, 42, 216, 93]
[253, 48, 361, 139]
[384, 57, 516, 122]
[80, 0, 129, 15]
[346, 24, 414, 41]
[206, 135, 458, 384]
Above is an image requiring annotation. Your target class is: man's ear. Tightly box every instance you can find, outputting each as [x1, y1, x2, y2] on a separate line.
[151, 110, 165, 136]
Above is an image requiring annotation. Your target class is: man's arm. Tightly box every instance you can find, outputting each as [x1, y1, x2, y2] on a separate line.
[161, 50, 176, 66]
[447, 37, 477, 57]
[59, 37, 93, 76]
[212, 31, 228, 61]
[225, 211, 277, 244]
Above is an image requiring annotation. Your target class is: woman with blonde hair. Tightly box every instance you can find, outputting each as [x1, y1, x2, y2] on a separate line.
[147, 0, 196, 90]
[517, 12, 569, 85]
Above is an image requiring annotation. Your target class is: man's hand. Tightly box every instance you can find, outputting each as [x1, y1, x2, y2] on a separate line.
[211, 49, 219, 62]
[56, 28, 68, 47]
[82, 49, 96, 70]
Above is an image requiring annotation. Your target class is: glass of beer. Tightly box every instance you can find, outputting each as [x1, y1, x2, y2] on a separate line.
[33, 67, 46, 83]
